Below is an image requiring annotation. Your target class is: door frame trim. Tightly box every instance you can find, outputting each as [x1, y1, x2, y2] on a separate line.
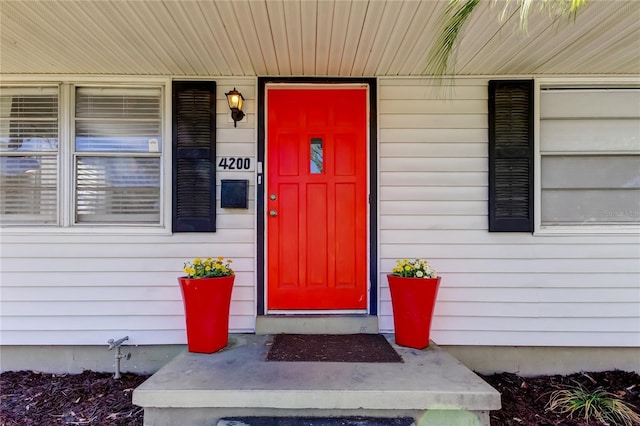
[257, 77, 378, 316]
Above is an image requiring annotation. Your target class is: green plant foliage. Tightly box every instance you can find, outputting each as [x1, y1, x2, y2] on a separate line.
[426, 0, 480, 78]
[426, 0, 587, 77]
[545, 382, 640, 426]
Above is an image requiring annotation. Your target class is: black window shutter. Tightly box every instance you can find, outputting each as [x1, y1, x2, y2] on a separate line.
[172, 81, 216, 232]
[488, 80, 534, 232]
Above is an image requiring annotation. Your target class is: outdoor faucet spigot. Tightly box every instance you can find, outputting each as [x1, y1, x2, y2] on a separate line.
[107, 336, 129, 351]
[107, 336, 130, 379]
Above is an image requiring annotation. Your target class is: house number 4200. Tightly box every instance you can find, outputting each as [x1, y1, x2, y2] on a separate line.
[217, 157, 254, 171]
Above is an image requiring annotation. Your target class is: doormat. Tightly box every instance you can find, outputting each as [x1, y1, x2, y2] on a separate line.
[265, 334, 403, 363]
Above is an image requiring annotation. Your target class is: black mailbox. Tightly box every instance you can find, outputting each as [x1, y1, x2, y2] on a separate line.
[221, 179, 249, 209]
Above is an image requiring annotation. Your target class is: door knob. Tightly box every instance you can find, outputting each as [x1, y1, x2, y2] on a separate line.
[269, 209, 278, 217]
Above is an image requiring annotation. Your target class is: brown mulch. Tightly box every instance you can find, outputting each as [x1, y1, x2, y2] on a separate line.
[1, 369, 638, 426]
[0, 370, 149, 426]
[480, 370, 640, 426]
[266, 334, 403, 363]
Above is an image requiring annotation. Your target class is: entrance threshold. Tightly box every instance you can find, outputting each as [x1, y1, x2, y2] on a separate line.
[268, 309, 368, 315]
[255, 314, 378, 335]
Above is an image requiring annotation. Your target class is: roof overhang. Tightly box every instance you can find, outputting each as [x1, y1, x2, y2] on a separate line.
[1, 0, 639, 77]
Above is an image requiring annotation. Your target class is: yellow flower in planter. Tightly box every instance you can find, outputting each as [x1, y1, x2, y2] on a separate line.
[391, 258, 437, 278]
[183, 257, 234, 279]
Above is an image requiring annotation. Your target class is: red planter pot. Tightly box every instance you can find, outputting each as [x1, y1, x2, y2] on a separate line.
[178, 275, 235, 354]
[387, 275, 441, 349]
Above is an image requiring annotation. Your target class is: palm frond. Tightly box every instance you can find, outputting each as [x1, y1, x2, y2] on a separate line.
[425, 0, 587, 78]
[425, 0, 480, 78]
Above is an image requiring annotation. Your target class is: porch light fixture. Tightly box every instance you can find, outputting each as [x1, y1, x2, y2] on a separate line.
[225, 88, 245, 127]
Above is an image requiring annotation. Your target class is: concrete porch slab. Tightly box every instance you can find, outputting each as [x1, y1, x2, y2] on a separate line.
[133, 334, 501, 426]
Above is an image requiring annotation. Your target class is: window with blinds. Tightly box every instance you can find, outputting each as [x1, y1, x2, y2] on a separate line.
[540, 87, 640, 227]
[74, 87, 162, 224]
[0, 87, 59, 224]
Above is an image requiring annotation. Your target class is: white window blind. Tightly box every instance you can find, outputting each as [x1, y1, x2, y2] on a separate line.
[540, 88, 640, 227]
[0, 87, 59, 224]
[74, 87, 162, 224]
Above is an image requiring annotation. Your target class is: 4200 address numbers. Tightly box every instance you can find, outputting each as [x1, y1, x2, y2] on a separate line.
[217, 157, 253, 171]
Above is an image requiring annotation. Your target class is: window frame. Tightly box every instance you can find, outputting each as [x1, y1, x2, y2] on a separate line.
[71, 85, 164, 226]
[0, 84, 61, 226]
[534, 77, 640, 235]
[0, 77, 172, 235]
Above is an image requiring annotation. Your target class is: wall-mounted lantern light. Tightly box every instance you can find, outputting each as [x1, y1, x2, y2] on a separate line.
[225, 88, 245, 127]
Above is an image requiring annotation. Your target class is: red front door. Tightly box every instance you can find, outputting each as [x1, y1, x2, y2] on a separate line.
[267, 87, 368, 310]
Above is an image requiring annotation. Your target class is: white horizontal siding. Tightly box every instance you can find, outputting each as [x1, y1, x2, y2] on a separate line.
[379, 243, 639, 260]
[381, 172, 487, 187]
[0, 77, 258, 345]
[381, 302, 640, 320]
[380, 128, 488, 143]
[376, 229, 640, 244]
[3, 75, 639, 349]
[1, 255, 255, 272]
[1, 284, 255, 301]
[0, 323, 254, 346]
[1, 300, 255, 317]
[378, 77, 640, 347]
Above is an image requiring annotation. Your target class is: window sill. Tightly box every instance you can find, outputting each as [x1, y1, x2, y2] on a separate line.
[0, 225, 172, 236]
[535, 225, 640, 236]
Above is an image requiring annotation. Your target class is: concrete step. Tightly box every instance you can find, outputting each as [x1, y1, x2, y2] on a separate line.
[255, 315, 379, 335]
[217, 416, 415, 426]
[133, 334, 501, 426]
